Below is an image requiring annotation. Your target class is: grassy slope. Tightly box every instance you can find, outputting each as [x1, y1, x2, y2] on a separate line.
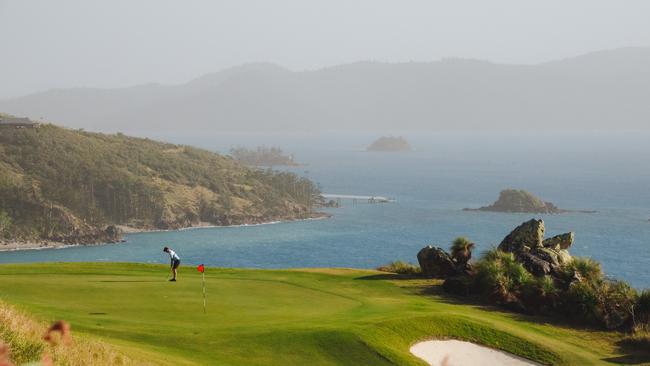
[0, 263, 645, 366]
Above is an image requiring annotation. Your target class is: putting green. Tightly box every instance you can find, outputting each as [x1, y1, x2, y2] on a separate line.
[0, 263, 645, 365]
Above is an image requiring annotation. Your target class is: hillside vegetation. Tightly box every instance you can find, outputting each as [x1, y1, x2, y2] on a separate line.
[1, 263, 648, 365]
[0, 124, 321, 246]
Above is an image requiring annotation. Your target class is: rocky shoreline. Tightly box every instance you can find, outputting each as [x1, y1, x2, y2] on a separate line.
[0, 212, 330, 252]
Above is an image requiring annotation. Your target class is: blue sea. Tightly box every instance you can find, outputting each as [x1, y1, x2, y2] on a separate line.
[2, 131, 649, 288]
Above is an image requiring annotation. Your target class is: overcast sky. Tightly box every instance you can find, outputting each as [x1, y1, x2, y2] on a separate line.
[1, 0, 649, 99]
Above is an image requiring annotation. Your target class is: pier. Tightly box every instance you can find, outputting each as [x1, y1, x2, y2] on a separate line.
[322, 194, 395, 205]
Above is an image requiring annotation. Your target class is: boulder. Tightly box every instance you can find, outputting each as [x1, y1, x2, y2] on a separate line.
[531, 247, 560, 267]
[417, 245, 457, 278]
[543, 232, 574, 250]
[557, 249, 573, 265]
[104, 225, 123, 242]
[518, 252, 551, 277]
[498, 219, 545, 253]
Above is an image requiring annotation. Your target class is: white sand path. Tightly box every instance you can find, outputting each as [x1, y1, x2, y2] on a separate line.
[410, 340, 543, 366]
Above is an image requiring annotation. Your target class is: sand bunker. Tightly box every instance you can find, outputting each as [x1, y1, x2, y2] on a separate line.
[410, 340, 542, 366]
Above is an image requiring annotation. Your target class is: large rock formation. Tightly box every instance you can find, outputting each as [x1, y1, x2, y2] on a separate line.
[465, 189, 565, 214]
[497, 219, 574, 277]
[498, 219, 545, 253]
[419, 219, 576, 294]
[543, 232, 574, 250]
[417, 246, 457, 278]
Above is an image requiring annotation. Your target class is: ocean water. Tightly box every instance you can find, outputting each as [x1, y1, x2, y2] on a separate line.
[2, 132, 649, 288]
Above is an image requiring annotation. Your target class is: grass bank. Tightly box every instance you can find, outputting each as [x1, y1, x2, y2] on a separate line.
[0, 263, 647, 365]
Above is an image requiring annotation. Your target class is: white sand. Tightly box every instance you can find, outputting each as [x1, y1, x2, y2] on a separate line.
[410, 340, 542, 366]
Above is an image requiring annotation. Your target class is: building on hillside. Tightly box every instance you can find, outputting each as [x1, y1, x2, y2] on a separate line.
[0, 117, 40, 128]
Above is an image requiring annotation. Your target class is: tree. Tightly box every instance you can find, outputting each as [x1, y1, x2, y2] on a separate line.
[0, 210, 11, 236]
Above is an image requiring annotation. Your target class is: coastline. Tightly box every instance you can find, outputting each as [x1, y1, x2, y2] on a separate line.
[0, 213, 331, 252]
[0, 240, 74, 252]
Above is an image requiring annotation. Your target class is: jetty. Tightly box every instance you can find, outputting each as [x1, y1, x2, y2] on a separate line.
[322, 194, 395, 204]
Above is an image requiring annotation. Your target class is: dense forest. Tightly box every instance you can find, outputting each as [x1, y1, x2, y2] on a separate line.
[0, 124, 322, 245]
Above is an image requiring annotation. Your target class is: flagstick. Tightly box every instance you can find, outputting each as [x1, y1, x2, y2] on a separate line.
[202, 271, 206, 314]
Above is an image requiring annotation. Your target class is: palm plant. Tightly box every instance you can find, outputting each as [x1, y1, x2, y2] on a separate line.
[450, 237, 475, 266]
[563, 257, 603, 284]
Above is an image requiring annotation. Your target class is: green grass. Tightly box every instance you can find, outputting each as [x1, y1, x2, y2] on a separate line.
[0, 263, 647, 365]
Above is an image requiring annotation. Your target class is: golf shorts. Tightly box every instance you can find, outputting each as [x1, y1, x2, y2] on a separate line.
[172, 259, 181, 269]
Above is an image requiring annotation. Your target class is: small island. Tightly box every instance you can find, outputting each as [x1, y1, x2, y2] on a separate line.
[230, 146, 300, 166]
[366, 136, 411, 152]
[464, 189, 566, 214]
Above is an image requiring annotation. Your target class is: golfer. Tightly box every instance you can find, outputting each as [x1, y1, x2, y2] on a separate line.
[163, 246, 181, 282]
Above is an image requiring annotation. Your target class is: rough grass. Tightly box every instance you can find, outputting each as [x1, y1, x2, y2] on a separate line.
[376, 261, 421, 276]
[0, 263, 648, 365]
[0, 301, 43, 364]
[0, 300, 147, 366]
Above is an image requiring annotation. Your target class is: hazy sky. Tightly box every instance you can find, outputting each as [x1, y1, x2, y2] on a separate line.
[1, 0, 649, 98]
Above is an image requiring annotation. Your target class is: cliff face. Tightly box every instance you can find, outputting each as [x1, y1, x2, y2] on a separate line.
[0, 124, 322, 246]
[466, 189, 564, 214]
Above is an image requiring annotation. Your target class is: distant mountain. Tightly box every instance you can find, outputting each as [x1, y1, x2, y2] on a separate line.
[1, 48, 650, 134]
[0, 123, 322, 247]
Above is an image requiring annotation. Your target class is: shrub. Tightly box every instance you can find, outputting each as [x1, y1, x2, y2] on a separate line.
[376, 261, 421, 276]
[562, 281, 601, 325]
[474, 249, 531, 304]
[562, 279, 638, 329]
[635, 289, 650, 327]
[520, 275, 559, 314]
[0, 210, 11, 238]
[438, 235, 649, 331]
[564, 257, 602, 284]
[599, 280, 638, 330]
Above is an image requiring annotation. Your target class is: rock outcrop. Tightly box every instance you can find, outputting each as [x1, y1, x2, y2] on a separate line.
[498, 219, 545, 253]
[497, 219, 574, 277]
[104, 225, 124, 243]
[416, 219, 578, 295]
[417, 246, 457, 278]
[543, 232, 574, 250]
[465, 189, 565, 214]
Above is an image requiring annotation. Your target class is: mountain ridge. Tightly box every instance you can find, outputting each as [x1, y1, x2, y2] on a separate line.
[2, 47, 649, 134]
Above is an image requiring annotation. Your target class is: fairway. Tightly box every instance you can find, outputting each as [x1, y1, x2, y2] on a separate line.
[0, 263, 645, 365]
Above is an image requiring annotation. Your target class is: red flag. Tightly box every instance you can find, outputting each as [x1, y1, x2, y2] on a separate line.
[197, 264, 205, 273]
